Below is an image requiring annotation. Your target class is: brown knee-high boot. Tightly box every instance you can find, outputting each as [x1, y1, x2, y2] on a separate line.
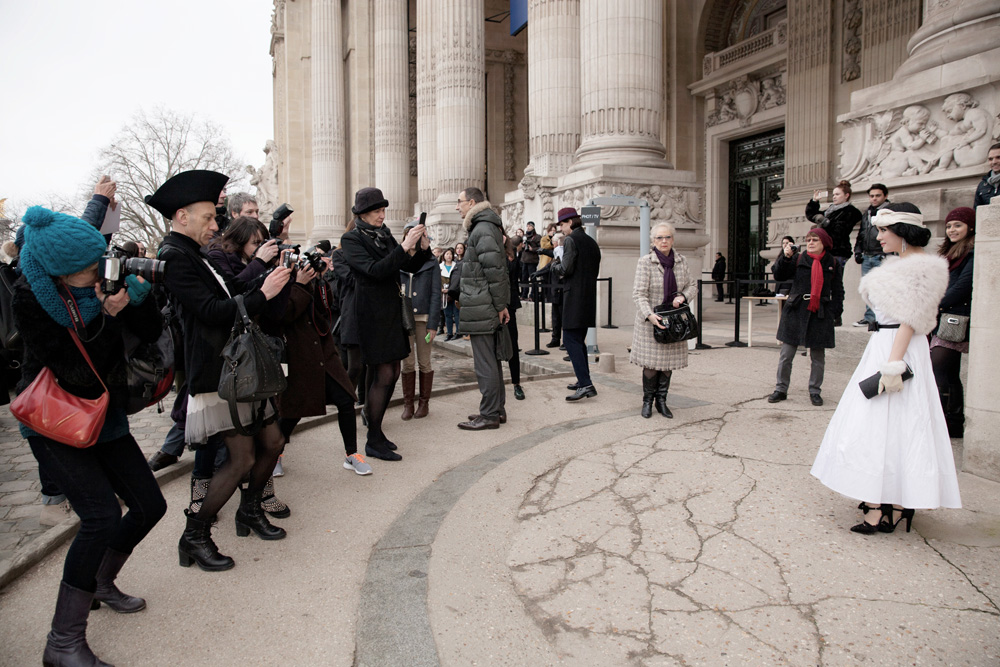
[400, 371, 416, 420]
[414, 371, 434, 418]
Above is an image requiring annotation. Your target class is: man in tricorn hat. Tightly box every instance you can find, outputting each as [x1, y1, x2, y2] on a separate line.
[151, 170, 292, 572]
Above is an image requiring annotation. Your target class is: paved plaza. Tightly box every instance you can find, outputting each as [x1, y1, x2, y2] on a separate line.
[0, 303, 998, 666]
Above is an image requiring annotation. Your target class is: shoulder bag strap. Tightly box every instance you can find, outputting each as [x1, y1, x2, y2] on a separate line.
[67, 329, 109, 395]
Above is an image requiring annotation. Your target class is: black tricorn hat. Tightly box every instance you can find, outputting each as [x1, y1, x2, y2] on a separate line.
[145, 170, 229, 219]
[351, 187, 389, 216]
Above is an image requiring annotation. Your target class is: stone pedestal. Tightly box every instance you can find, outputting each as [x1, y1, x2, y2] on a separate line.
[373, 0, 411, 229]
[311, 0, 346, 240]
[965, 200, 1000, 481]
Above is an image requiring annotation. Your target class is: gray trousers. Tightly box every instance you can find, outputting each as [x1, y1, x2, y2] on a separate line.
[471, 333, 506, 420]
[775, 342, 825, 395]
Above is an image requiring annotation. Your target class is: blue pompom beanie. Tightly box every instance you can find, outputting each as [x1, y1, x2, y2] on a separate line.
[20, 206, 109, 327]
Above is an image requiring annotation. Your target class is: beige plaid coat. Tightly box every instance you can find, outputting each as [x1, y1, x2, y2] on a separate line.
[629, 251, 698, 370]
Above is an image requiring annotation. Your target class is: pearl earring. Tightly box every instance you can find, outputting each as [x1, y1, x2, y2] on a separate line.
[901, 239, 907, 254]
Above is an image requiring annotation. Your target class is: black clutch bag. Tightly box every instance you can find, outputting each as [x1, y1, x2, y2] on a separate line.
[858, 365, 913, 399]
[651, 303, 699, 344]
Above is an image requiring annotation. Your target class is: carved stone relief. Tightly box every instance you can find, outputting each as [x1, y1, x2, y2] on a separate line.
[707, 72, 786, 127]
[842, 92, 996, 180]
[248, 140, 281, 217]
[842, 0, 862, 82]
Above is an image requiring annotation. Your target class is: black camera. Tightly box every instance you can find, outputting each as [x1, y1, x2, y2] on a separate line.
[269, 203, 294, 239]
[99, 244, 166, 295]
[279, 243, 301, 269]
[298, 250, 326, 274]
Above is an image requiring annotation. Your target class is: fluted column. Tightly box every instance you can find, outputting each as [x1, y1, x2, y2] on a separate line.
[433, 0, 485, 208]
[572, 0, 669, 170]
[896, 0, 1000, 78]
[374, 0, 411, 227]
[311, 0, 346, 238]
[525, 0, 580, 177]
[416, 1, 437, 212]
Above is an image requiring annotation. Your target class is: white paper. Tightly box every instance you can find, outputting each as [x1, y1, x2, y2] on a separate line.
[100, 202, 121, 235]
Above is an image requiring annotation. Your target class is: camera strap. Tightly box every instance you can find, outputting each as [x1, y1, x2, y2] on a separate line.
[312, 282, 333, 337]
[55, 283, 105, 342]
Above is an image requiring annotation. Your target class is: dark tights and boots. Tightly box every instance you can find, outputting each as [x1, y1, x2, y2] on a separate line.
[931, 345, 964, 438]
[641, 369, 673, 418]
[364, 361, 402, 461]
[178, 421, 287, 571]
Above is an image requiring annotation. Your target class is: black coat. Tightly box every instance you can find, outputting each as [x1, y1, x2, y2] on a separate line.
[159, 232, 268, 395]
[776, 252, 844, 349]
[711, 256, 726, 281]
[340, 222, 432, 364]
[974, 171, 999, 208]
[507, 255, 522, 312]
[554, 227, 601, 329]
[806, 200, 862, 259]
[400, 256, 442, 333]
[772, 251, 799, 295]
[330, 247, 359, 346]
[933, 251, 974, 341]
[854, 202, 889, 257]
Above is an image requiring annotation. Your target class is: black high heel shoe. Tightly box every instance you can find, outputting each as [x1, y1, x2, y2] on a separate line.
[850, 503, 891, 535]
[878, 507, 914, 533]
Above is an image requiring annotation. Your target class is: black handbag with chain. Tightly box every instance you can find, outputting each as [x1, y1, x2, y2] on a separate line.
[217, 295, 287, 436]
[652, 303, 700, 344]
[400, 281, 417, 336]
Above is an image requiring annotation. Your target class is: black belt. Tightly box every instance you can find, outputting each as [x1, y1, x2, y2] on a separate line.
[868, 322, 900, 332]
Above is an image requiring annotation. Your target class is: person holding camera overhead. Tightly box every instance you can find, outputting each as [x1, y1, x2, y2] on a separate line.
[630, 222, 696, 419]
[772, 236, 799, 296]
[340, 187, 433, 461]
[12, 206, 166, 667]
[153, 170, 293, 572]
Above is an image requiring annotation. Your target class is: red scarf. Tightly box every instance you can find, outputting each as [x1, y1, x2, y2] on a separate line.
[807, 250, 825, 313]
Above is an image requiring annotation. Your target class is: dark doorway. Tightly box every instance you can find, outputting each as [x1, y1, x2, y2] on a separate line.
[728, 129, 784, 295]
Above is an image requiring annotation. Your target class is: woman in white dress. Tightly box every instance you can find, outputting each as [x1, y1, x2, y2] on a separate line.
[811, 202, 962, 534]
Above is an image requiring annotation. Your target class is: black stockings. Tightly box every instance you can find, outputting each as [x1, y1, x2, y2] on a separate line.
[364, 361, 400, 446]
[642, 368, 659, 381]
[196, 421, 285, 520]
[930, 346, 962, 389]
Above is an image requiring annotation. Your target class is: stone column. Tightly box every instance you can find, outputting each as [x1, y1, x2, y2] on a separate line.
[270, 0, 288, 204]
[572, 0, 670, 170]
[896, 0, 1000, 79]
[432, 0, 485, 214]
[374, 0, 411, 227]
[416, 1, 437, 212]
[965, 199, 1000, 481]
[311, 0, 346, 239]
[859, 0, 921, 88]
[525, 0, 580, 178]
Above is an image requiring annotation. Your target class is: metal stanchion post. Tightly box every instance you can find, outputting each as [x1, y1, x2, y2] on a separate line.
[601, 276, 617, 329]
[525, 285, 549, 356]
[538, 276, 550, 333]
[695, 279, 711, 349]
[725, 278, 747, 347]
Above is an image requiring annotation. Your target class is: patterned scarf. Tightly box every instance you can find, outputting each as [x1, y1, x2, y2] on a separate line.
[354, 216, 394, 249]
[653, 248, 678, 304]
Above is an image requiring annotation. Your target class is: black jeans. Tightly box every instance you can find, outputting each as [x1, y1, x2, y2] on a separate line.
[28, 433, 167, 592]
[506, 310, 521, 385]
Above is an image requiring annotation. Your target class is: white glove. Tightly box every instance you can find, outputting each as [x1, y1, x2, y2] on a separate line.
[878, 360, 908, 394]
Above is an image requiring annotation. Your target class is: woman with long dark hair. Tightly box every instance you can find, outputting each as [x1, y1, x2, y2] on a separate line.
[930, 206, 975, 437]
[206, 216, 279, 281]
[13, 207, 167, 666]
[440, 247, 459, 341]
[340, 188, 433, 460]
[811, 202, 961, 534]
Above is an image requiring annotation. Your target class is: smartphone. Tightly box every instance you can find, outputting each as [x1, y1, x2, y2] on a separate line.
[815, 190, 828, 201]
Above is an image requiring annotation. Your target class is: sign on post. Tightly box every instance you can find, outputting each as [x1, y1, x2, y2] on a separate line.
[580, 205, 601, 226]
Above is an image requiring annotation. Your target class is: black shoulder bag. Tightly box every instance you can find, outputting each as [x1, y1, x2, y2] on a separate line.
[217, 294, 287, 436]
[652, 303, 700, 344]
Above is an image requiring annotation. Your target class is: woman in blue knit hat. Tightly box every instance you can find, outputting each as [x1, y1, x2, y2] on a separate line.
[13, 206, 166, 667]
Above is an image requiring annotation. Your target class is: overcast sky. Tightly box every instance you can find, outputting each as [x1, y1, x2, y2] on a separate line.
[0, 0, 275, 215]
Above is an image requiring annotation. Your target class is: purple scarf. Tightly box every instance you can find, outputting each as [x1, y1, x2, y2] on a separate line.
[653, 248, 678, 304]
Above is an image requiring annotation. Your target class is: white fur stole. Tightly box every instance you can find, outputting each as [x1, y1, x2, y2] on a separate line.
[858, 252, 949, 335]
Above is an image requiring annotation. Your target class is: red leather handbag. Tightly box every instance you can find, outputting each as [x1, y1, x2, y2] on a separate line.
[10, 330, 108, 448]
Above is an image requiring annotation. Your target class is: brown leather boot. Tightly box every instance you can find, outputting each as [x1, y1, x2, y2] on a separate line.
[400, 371, 416, 420]
[414, 370, 434, 419]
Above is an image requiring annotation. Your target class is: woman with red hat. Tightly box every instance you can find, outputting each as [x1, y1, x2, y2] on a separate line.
[930, 206, 975, 437]
[768, 227, 844, 407]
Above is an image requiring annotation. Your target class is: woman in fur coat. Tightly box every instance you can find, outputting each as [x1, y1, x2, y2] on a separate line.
[630, 222, 697, 418]
[811, 203, 962, 535]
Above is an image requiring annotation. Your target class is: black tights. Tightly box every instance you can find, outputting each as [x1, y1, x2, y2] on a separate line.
[196, 420, 285, 520]
[364, 361, 400, 447]
[278, 375, 358, 455]
[342, 344, 366, 405]
[643, 368, 671, 381]
[931, 346, 962, 388]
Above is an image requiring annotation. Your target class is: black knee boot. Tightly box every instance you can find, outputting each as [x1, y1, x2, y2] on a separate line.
[178, 510, 234, 571]
[235, 486, 287, 540]
[655, 371, 674, 418]
[945, 383, 965, 438]
[43, 582, 112, 667]
[93, 549, 145, 613]
[641, 373, 657, 418]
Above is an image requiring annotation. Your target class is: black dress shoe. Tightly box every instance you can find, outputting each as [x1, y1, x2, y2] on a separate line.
[810, 393, 824, 406]
[546, 340, 561, 348]
[148, 451, 179, 471]
[365, 441, 402, 461]
[468, 412, 506, 424]
[514, 384, 525, 400]
[566, 385, 597, 401]
[767, 391, 787, 403]
[457, 416, 501, 430]
[567, 382, 579, 391]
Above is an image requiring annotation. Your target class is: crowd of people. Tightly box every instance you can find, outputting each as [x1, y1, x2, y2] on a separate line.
[2, 141, 994, 664]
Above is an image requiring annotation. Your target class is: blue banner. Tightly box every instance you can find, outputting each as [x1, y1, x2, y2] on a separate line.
[510, 0, 527, 36]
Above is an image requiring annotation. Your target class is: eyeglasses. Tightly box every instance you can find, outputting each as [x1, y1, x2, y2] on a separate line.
[654, 235, 672, 241]
[457, 198, 468, 205]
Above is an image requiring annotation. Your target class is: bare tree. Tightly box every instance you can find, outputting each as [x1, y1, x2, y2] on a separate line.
[90, 107, 248, 248]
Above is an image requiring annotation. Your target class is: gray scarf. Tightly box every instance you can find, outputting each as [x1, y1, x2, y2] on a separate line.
[824, 201, 850, 216]
[988, 171, 1000, 187]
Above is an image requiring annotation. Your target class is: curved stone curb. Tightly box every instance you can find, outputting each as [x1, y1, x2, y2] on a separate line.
[0, 459, 194, 591]
[355, 408, 637, 667]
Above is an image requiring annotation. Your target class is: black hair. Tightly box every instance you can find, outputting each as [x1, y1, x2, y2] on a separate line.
[868, 183, 888, 196]
[990, 142, 1000, 153]
[217, 216, 265, 259]
[881, 202, 931, 247]
[462, 187, 485, 203]
[782, 235, 795, 244]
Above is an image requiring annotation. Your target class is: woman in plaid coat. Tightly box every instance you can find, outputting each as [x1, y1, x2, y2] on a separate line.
[630, 222, 697, 418]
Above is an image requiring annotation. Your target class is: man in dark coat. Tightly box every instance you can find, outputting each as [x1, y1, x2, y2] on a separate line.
[518, 221, 541, 300]
[768, 228, 844, 407]
[455, 187, 510, 430]
[553, 207, 602, 401]
[852, 183, 890, 326]
[973, 142, 1000, 208]
[711, 252, 726, 301]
